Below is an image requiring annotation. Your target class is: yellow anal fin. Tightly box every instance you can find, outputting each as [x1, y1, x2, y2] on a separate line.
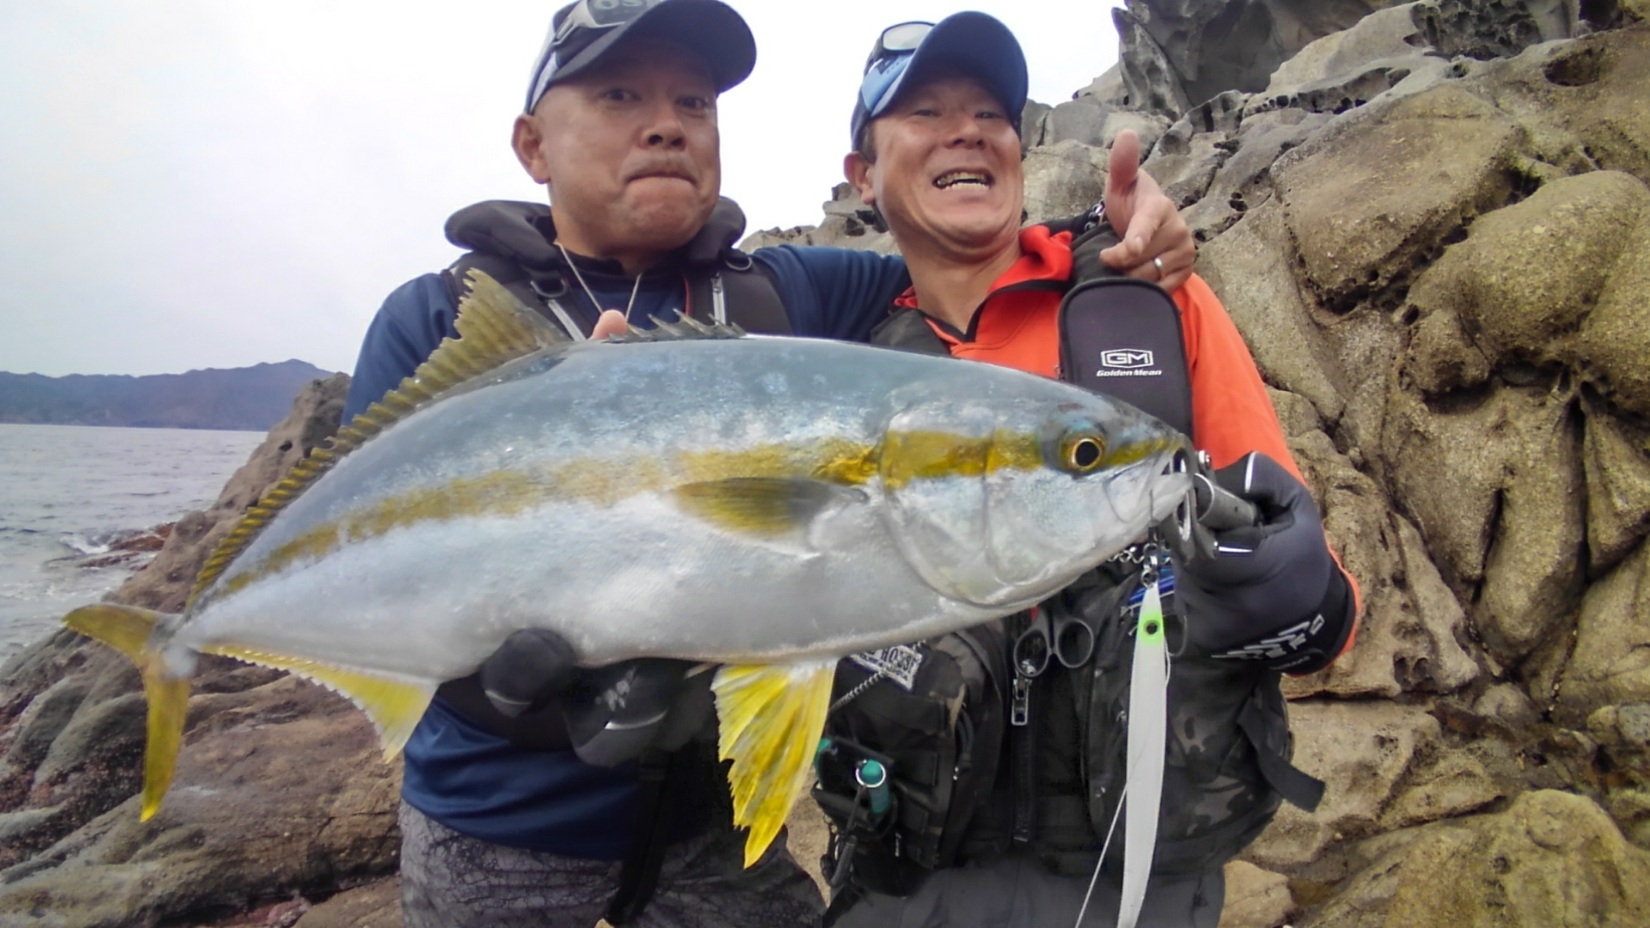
[201, 645, 436, 759]
[675, 478, 859, 538]
[712, 660, 836, 867]
[64, 603, 168, 660]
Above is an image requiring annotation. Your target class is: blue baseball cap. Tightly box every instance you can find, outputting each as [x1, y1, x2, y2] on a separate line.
[525, 0, 757, 113]
[850, 12, 1029, 149]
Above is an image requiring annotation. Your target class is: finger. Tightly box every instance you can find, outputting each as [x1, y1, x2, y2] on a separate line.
[1099, 199, 1165, 270]
[1104, 129, 1143, 231]
[590, 309, 630, 340]
[1155, 233, 1197, 290]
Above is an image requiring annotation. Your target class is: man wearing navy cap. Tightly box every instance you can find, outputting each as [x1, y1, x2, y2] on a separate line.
[813, 12, 1359, 928]
[343, 2, 1196, 925]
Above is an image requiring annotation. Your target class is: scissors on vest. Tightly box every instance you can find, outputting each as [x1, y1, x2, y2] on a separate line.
[1013, 605, 1096, 677]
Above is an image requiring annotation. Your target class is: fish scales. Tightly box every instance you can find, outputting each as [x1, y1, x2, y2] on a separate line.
[65, 273, 1193, 867]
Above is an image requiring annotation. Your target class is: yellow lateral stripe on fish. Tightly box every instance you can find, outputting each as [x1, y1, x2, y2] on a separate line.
[713, 661, 836, 867]
[219, 440, 879, 594]
[879, 429, 1043, 490]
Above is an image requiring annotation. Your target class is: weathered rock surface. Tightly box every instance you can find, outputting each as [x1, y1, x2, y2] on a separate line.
[5, 5, 1650, 927]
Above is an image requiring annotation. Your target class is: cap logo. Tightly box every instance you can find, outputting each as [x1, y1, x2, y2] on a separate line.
[553, 0, 660, 47]
[590, 0, 657, 24]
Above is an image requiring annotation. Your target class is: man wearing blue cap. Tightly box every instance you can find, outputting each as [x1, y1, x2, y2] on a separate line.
[814, 12, 1359, 928]
[343, 2, 1195, 925]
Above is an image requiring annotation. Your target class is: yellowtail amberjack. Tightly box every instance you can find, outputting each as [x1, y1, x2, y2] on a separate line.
[65, 273, 1192, 865]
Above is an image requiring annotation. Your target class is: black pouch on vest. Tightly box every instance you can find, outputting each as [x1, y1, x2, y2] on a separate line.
[1057, 277, 1192, 436]
[813, 624, 1010, 896]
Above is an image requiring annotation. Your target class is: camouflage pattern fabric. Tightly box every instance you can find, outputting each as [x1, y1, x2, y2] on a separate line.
[399, 802, 823, 928]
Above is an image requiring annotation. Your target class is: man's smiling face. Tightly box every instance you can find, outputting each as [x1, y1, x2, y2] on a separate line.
[847, 73, 1024, 261]
[514, 38, 721, 269]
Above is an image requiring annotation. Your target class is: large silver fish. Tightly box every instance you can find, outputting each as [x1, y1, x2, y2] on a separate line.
[67, 273, 1192, 865]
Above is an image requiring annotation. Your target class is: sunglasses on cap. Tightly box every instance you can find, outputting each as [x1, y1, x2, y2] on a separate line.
[858, 21, 933, 114]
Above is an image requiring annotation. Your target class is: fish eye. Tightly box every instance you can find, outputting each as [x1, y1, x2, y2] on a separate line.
[1059, 431, 1105, 474]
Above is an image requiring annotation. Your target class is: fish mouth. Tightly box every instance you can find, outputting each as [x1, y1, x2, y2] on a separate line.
[933, 169, 993, 190]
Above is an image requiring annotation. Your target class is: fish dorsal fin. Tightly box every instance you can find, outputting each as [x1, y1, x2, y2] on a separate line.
[607, 314, 746, 344]
[189, 271, 565, 605]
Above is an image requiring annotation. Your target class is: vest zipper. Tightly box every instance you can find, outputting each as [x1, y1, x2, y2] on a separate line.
[710, 272, 727, 324]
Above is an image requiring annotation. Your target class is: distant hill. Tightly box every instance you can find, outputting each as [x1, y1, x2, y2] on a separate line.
[0, 360, 345, 431]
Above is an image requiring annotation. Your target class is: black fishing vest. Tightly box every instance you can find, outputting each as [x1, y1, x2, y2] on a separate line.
[439, 197, 792, 337]
[819, 216, 1323, 911]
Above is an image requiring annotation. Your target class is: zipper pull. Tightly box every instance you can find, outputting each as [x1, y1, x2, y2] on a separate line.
[1010, 673, 1031, 727]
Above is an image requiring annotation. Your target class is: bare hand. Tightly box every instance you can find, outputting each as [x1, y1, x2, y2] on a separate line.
[1097, 130, 1196, 291]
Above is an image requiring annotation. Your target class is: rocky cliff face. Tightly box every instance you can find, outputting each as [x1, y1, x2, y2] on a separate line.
[2, 3, 1648, 926]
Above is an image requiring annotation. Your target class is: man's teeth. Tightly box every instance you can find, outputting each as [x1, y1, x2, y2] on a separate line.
[934, 172, 990, 189]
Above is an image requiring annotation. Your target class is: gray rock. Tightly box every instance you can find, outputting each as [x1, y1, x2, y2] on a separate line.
[1078, 64, 1130, 107]
[1045, 98, 1114, 147]
[1556, 545, 1650, 724]
[1115, 4, 1193, 118]
[1020, 100, 1053, 149]
[1247, 701, 1441, 869]
[1022, 140, 1109, 225]
[1118, 0, 1410, 115]
[1313, 791, 1650, 926]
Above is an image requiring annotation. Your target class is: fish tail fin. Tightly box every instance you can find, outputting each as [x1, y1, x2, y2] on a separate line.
[64, 604, 190, 821]
[141, 668, 191, 820]
[712, 660, 836, 868]
[64, 602, 166, 663]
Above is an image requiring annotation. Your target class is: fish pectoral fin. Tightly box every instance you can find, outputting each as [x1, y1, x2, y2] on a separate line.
[200, 645, 436, 759]
[712, 660, 836, 868]
[675, 478, 862, 538]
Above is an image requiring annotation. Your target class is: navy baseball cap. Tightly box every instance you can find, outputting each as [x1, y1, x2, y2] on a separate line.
[525, 0, 757, 113]
[850, 12, 1029, 148]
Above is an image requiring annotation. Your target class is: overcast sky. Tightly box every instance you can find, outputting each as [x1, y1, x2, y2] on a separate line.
[1, 1, 1124, 377]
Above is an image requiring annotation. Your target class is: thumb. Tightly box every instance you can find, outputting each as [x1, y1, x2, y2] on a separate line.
[591, 309, 630, 340]
[1104, 129, 1142, 225]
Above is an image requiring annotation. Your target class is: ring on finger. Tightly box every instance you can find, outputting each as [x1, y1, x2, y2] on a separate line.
[1152, 257, 1165, 280]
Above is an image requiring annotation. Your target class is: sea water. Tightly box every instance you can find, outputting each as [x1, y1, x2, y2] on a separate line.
[0, 423, 264, 666]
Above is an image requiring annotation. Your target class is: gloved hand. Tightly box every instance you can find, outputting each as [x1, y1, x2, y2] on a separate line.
[1175, 452, 1351, 671]
[478, 630, 715, 764]
[480, 628, 579, 718]
[560, 659, 716, 767]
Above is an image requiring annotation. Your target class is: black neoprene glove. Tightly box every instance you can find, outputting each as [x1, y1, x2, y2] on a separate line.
[479, 630, 714, 765]
[1175, 452, 1354, 673]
